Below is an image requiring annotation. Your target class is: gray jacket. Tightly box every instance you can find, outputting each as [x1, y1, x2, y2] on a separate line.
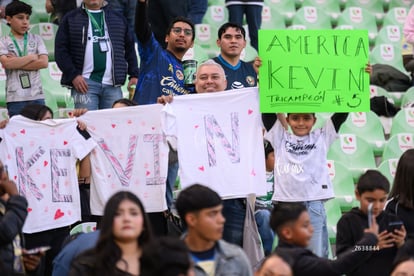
[193, 240, 253, 276]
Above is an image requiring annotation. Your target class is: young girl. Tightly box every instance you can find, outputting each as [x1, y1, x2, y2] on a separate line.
[386, 149, 414, 238]
[69, 191, 153, 276]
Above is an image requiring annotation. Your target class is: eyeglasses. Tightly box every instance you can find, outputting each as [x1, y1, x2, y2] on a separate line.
[171, 27, 193, 36]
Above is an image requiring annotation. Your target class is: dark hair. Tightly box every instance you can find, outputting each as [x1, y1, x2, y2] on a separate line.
[5, 0, 32, 17]
[218, 22, 246, 40]
[20, 104, 53, 121]
[140, 237, 192, 276]
[356, 170, 390, 194]
[391, 239, 414, 273]
[287, 113, 316, 117]
[166, 16, 195, 42]
[112, 98, 138, 107]
[264, 140, 274, 159]
[78, 191, 153, 275]
[175, 184, 222, 225]
[270, 202, 307, 235]
[257, 251, 294, 273]
[389, 149, 414, 209]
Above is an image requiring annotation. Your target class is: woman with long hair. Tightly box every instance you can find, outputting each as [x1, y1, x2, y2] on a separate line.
[386, 148, 414, 238]
[70, 191, 153, 276]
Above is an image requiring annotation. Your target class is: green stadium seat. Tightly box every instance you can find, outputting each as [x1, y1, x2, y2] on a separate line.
[240, 44, 258, 62]
[300, 0, 341, 25]
[261, 5, 286, 30]
[328, 134, 377, 182]
[195, 23, 218, 56]
[29, 23, 58, 61]
[208, 0, 225, 5]
[0, 66, 6, 108]
[21, 0, 49, 24]
[390, 108, 414, 136]
[382, 7, 408, 28]
[69, 222, 97, 235]
[339, 111, 386, 156]
[291, 6, 333, 29]
[382, 133, 414, 160]
[313, 113, 333, 130]
[183, 44, 210, 64]
[370, 43, 407, 74]
[401, 86, 414, 107]
[327, 160, 357, 212]
[385, 0, 414, 10]
[264, 0, 296, 25]
[202, 5, 228, 28]
[377, 158, 398, 184]
[344, 0, 385, 24]
[337, 7, 378, 45]
[0, 22, 10, 36]
[40, 62, 73, 108]
[325, 199, 342, 244]
[369, 85, 393, 100]
[374, 25, 402, 47]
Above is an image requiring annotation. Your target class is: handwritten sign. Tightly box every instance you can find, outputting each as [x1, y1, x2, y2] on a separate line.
[258, 29, 370, 113]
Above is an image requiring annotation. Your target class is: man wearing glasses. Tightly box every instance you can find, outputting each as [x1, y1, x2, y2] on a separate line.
[134, 0, 196, 105]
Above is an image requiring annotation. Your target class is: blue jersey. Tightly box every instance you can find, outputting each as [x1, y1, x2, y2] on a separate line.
[134, 34, 194, 105]
[213, 55, 257, 90]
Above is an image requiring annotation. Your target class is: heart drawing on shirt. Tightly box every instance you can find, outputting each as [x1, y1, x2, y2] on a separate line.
[27, 208, 32, 213]
[54, 209, 64, 220]
[63, 141, 68, 145]
[146, 171, 151, 176]
[111, 124, 116, 128]
[198, 166, 205, 172]
[20, 129, 26, 134]
[194, 124, 199, 129]
[247, 109, 253, 115]
[43, 161, 48, 167]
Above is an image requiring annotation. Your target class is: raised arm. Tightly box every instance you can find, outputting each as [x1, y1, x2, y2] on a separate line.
[135, 0, 152, 43]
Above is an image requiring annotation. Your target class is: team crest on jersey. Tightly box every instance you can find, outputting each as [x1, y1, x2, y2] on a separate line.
[246, 76, 255, 86]
[176, 70, 184, 80]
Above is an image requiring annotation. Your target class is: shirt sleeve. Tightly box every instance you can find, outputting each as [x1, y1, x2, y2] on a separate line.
[35, 34, 48, 56]
[264, 119, 285, 149]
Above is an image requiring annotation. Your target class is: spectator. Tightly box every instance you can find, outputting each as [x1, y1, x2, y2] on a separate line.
[0, 160, 42, 275]
[336, 170, 406, 276]
[386, 148, 414, 238]
[213, 23, 260, 90]
[140, 237, 194, 276]
[55, 0, 139, 110]
[225, 0, 263, 51]
[70, 191, 153, 275]
[271, 202, 379, 276]
[175, 184, 252, 276]
[0, 0, 48, 117]
[0, 0, 11, 19]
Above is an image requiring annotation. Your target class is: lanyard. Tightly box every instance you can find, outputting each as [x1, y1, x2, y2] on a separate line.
[9, 32, 27, 57]
[86, 10, 104, 37]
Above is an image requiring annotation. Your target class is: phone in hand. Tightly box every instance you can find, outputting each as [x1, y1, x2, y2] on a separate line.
[24, 246, 51, 255]
[387, 221, 403, 233]
[367, 203, 373, 228]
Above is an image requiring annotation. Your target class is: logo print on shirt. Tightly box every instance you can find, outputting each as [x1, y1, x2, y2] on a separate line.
[176, 70, 184, 81]
[246, 76, 255, 86]
[284, 141, 316, 155]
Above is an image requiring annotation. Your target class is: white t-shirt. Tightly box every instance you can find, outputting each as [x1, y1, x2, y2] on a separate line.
[265, 118, 337, 202]
[162, 87, 267, 199]
[0, 116, 96, 233]
[81, 106, 168, 214]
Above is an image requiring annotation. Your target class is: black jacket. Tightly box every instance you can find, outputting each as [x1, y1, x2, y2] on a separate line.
[275, 233, 378, 276]
[0, 195, 28, 275]
[336, 207, 401, 276]
[55, 2, 139, 88]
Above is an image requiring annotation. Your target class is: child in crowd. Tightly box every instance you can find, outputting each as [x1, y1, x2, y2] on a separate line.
[270, 202, 379, 276]
[264, 111, 348, 257]
[0, 0, 48, 117]
[175, 184, 252, 276]
[336, 170, 406, 276]
[254, 140, 275, 256]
